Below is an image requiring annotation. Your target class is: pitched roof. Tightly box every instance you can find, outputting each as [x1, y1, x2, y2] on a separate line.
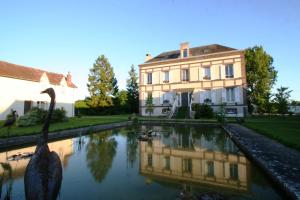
[146, 44, 237, 63]
[0, 60, 77, 88]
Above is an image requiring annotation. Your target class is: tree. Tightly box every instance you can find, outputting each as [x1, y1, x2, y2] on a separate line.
[87, 55, 117, 107]
[245, 46, 278, 113]
[126, 65, 139, 113]
[112, 77, 119, 96]
[145, 95, 154, 116]
[274, 86, 292, 114]
[115, 90, 128, 106]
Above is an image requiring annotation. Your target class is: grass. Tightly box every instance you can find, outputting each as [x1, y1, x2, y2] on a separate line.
[0, 115, 130, 138]
[243, 115, 300, 151]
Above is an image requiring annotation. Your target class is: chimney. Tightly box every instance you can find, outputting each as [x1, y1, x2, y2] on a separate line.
[180, 42, 189, 58]
[66, 72, 72, 83]
[180, 42, 189, 50]
[145, 53, 152, 62]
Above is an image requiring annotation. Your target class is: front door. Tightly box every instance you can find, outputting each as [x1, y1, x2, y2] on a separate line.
[181, 92, 188, 107]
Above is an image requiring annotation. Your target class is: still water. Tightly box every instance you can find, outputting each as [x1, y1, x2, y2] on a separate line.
[0, 125, 283, 199]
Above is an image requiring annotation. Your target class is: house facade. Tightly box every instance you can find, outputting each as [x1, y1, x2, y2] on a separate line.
[0, 60, 77, 120]
[139, 43, 247, 117]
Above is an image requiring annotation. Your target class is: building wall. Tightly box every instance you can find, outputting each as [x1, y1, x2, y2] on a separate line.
[139, 51, 247, 117]
[0, 76, 76, 120]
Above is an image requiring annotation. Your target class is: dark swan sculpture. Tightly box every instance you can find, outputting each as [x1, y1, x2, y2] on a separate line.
[24, 88, 62, 200]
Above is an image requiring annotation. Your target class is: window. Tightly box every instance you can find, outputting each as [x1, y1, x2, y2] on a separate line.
[182, 69, 189, 81]
[230, 164, 239, 180]
[226, 88, 235, 102]
[148, 154, 153, 167]
[164, 156, 170, 170]
[164, 71, 169, 83]
[24, 100, 33, 114]
[204, 90, 211, 103]
[183, 158, 192, 173]
[226, 108, 237, 114]
[225, 64, 234, 78]
[203, 67, 211, 80]
[207, 161, 214, 177]
[183, 49, 188, 58]
[37, 101, 47, 110]
[147, 73, 152, 84]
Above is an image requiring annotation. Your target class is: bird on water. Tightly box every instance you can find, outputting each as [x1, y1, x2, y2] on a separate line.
[24, 88, 62, 200]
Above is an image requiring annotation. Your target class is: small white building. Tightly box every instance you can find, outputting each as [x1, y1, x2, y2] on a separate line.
[0, 60, 77, 120]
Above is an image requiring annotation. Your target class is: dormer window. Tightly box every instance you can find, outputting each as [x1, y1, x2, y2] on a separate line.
[183, 49, 188, 58]
[180, 42, 189, 58]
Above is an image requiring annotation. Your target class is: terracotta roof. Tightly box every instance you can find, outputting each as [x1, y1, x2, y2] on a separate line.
[0, 60, 77, 88]
[146, 44, 237, 63]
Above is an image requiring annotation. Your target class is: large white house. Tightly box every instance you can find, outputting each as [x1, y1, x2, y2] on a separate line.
[139, 43, 247, 117]
[0, 60, 77, 120]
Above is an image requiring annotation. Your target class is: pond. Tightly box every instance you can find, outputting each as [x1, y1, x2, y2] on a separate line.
[0, 125, 283, 199]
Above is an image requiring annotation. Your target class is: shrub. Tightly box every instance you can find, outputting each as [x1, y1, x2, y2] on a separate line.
[194, 104, 214, 119]
[18, 107, 67, 127]
[18, 107, 47, 127]
[52, 107, 68, 123]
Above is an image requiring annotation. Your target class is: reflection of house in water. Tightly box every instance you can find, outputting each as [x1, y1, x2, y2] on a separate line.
[139, 126, 249, 191]
[0, 139, 74, 181]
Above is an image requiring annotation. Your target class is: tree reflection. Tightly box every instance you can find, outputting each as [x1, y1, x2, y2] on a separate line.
[126, 131, 138, 168]
[86, 132, 117, 182]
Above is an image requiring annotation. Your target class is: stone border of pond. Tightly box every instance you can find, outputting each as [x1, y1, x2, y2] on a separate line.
[138, 120, 221, 127]
[224, 123, 300, 200]
[0, 121, 132, 151]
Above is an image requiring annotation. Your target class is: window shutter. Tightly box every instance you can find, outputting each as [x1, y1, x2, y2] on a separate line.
[235, 87, 240, 103]
[160, 92, 164, 104]
[199, 91, 205, 103]
[199, 67, 203, 80]
[220, 65, 225, 79]
[233, 64, 237, 78]
[222, 88, 226, 103]
[211, 90, 216, 103]
[210, 66, 214, 80]
[144, 74, 147, 85]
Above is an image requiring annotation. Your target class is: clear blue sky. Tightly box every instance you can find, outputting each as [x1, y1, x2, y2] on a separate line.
[1, 0, 299, 100]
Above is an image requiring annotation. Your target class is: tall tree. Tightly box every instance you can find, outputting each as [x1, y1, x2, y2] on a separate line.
[112, 77, 119, 96]
[87, 55, 117, 107]
[245, 46, 278, 113]
[145, 95, 154, 116]
[114, 90, 128, 106]
[274, 86, 292, 114]
[126, 65, 139, 113]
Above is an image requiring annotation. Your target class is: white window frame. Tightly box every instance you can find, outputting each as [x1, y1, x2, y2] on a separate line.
[226, 87, 235, 102]
[182, 69, 189, 81]
[147, 73, 152, 84]
[203, 67, 211, 80]
[164, 71, 169, 83]
[225, 64, 234, 78]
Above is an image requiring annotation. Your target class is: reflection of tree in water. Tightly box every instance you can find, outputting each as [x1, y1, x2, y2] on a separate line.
[126, 132, 138, 168]
[86, 131, 117, 182]
[126, 126, 141, 168]
[0, 162, 13, 200]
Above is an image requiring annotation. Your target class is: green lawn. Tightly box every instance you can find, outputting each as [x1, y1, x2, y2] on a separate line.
[0, 115, 129, 138]
[243, 116, 300, 151]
